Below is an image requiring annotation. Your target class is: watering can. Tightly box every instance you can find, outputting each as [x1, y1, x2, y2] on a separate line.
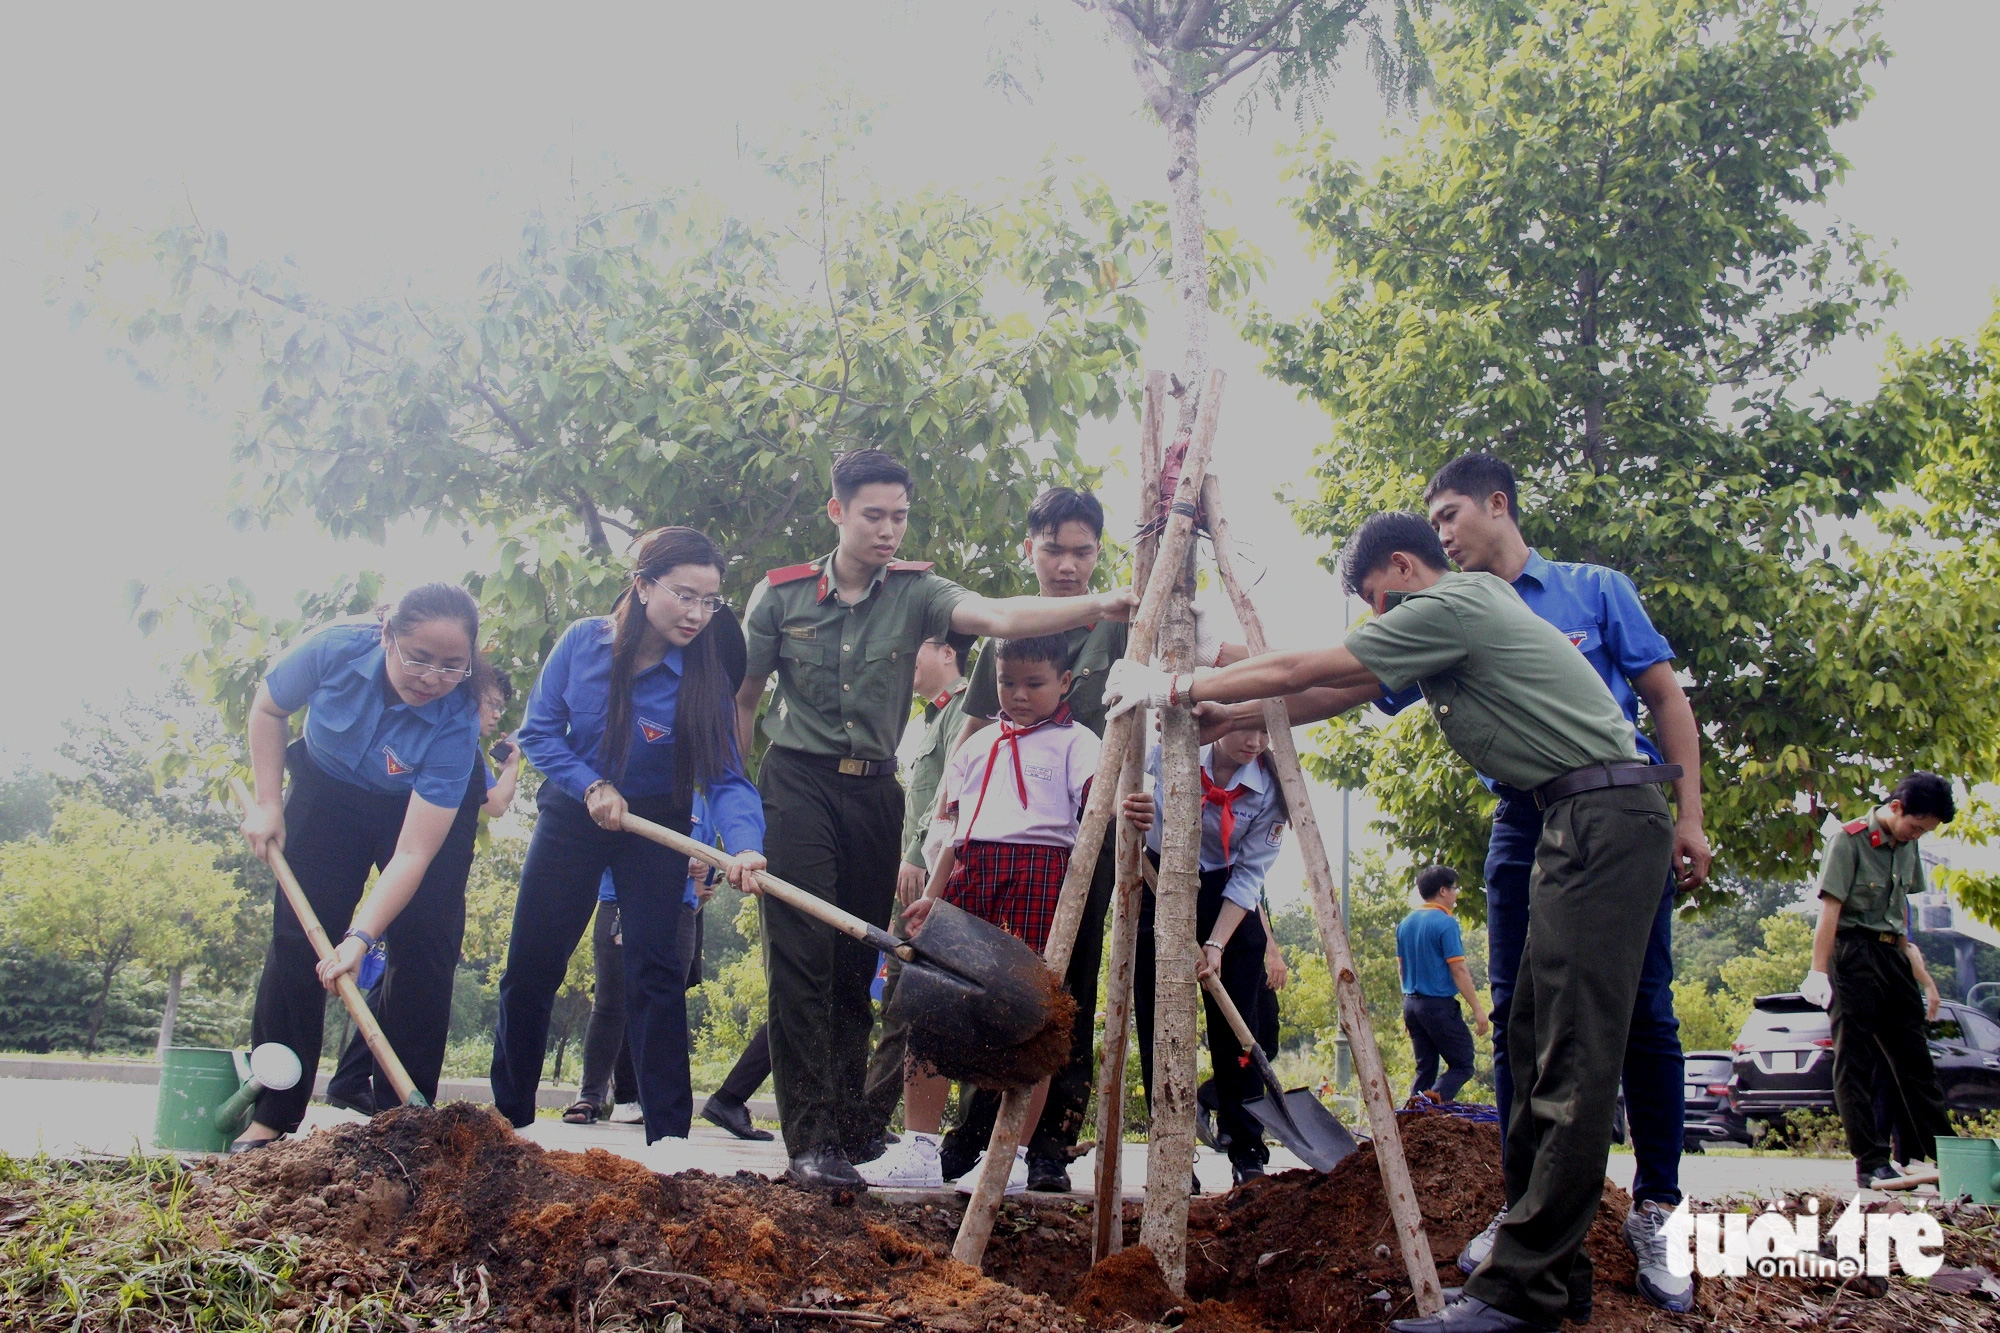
[152, 1043, 303, 1153]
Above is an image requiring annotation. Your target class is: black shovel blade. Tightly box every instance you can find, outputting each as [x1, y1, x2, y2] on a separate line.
[1245, 1087, 1360, 1173]
[884, 900, 1053, 1049]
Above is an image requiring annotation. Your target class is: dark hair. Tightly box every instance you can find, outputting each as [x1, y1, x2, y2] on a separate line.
[831, 448, 913, 503]
[1027, 487, 1105, 540]
[1425, 453, 1520, 521]
[1416, 865, 1459, 901]
[603, 527, 739, 809]
[384, 582, 479, 645]
[938, 630, 978, 674]
[1339, 513, 1451, 597]
[469, 656, 512, 705]
[1890, 772, 1955, 823]
[995, 634, 1071, 671]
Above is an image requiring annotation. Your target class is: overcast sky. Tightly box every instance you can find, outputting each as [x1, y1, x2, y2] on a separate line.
[3, 1, 1997, 897]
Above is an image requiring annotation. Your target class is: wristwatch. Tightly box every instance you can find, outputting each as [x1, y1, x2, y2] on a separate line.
[343, 927, 380, 950]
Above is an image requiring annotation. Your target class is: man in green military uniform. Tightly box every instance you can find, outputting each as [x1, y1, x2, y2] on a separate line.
[1799, 772, 1955, 1190]
[939, 486, 1126, 1192]
[856, 629, 976, 1146]
[1105, 513, 1677, 1333]
[736, 450, 1134, 1189]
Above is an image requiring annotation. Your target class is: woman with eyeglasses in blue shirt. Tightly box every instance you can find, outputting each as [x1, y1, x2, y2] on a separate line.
[233, 583, 487, 1149]
[492, 526, 767, 1145]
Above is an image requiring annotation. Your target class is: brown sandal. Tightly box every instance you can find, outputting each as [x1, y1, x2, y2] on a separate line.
[562, 1100, 600, 1125]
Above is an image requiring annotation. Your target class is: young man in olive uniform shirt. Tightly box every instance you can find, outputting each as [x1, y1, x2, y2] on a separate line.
[1799, 772, 1955, 1189]
[1106, 513, 1677, 1333]
[937, 487, 1126, 1192]
[736, 451, 1133, 1189]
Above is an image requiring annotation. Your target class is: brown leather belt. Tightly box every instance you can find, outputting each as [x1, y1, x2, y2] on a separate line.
[1533, 761, 1683, 811]
[776, 748, 897, 779]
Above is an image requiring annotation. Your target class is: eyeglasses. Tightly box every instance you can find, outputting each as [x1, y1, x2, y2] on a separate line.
[650, 580, 727, 616]
[389, 634, 474, 682]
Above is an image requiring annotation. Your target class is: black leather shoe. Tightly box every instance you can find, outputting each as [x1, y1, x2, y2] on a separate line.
[1390, 1296, 1555, 1333]
[1857, 1163, 1900, 1189]
[1026, 1154, 1071, 1192]
[938, 1139, 980, 1184]
[851, 1134, 890, 1165]
[1442, 1285, 1588, 1325]
[227, 1135, 282, 1154]
[787, 1146, 865, 1190]
[701, 1095, 774, 1141]
[1231, 1160, 1267, 1187]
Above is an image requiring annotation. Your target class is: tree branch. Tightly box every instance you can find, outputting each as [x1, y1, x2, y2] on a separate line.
[1170, 0, 1218, 52]
[1091, 1, 1179, 122]
[470, 379, 541, 454]
[574, 491, 613, 555]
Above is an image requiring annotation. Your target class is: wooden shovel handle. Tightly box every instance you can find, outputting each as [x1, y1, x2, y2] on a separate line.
[229, 778, 426, 1109]
[1195, 961, 1262, 1055]
[618, 812, 906, 957]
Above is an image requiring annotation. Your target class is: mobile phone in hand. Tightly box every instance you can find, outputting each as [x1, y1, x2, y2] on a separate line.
[490, 739, 516, 763]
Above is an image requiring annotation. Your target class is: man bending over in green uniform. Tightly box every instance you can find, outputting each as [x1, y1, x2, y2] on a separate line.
[734, 449, 1134, 1190]
[1104, 513, 1676, 1333]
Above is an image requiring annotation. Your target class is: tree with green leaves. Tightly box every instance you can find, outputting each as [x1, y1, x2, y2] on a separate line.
[0, 799, 244, 1055]
[70, 120, 1203, 719]
[1253, 0, 2000, 915]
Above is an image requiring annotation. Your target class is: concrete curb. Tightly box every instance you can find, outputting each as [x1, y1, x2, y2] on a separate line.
[0, 1057, 778, 1119]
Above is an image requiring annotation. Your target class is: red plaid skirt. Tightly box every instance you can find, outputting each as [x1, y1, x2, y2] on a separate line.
[943, 839, 1072, 955]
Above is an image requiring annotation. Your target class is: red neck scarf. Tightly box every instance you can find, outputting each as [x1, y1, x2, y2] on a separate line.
[967, 706, 1072, 836]
[1201, 765, 1253, 854]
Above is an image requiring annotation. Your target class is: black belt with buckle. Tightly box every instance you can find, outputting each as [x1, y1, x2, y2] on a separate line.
[778, 748, 897, 779]
[1532, 761, 1683, 810]
[1840, 928, 1903, 945]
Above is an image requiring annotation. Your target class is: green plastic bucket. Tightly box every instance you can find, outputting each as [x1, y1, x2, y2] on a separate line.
[1936, 1135, 2000, 1204]
[152, 1047, 251, 1153]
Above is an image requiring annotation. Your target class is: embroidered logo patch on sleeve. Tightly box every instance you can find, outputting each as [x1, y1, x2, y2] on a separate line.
[638, 718, 674, 743]
[383, 746, 410, 777]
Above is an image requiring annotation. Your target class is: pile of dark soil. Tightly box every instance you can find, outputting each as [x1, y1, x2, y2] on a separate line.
[178, 1101, 2000, 1333]
[905, 973, 1078, 1090]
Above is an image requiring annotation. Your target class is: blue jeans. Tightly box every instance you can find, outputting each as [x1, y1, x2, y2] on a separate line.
[1486, 796, 1684, 1206]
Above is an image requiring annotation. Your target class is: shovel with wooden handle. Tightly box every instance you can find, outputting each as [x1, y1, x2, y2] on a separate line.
[619, 812, 1059, 1056]
[230, 777, 429, 1110]
[1197, 955, 1359, 1173]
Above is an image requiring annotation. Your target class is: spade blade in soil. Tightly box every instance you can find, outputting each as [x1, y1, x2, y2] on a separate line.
[886, 900, 1052, 1049]
[1245, 1088, 1360, 1173]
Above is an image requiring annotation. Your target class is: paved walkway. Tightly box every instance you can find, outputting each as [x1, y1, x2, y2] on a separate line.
[0, 1075, 1862, 1203]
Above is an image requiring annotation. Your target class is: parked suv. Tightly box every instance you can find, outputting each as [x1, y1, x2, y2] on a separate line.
[1682, 1050, 1749, 1151]
[1730, 992, 2000, 1126]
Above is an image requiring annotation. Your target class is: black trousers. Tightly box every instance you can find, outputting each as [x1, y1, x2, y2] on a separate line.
[716, 1022, 772, 1105]
[1831, 932, 1952, 1171]
[578, 900, 640, 1110]
[942, 838, 1115, 1162]
[251, 740, 478, 1133]
[1404, 994, 1477, 1102]
[1132, 863, 1271, 1168]
[1464, 785, 1674, 1329]
[490, 784, 697, 1143]
[757, 748, 904, 1156]
[861, 958, 910, 1136]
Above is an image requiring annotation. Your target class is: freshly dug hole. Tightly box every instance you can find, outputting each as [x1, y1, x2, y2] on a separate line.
[906, 970, 1077, 1089]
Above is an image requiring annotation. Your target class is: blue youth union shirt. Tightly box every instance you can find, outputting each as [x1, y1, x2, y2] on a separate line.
[1379, 549, 1674, 772]
[265, 620, 480, 808]
[1397, 904, 1467, 998]
[517, 617, 765, 856]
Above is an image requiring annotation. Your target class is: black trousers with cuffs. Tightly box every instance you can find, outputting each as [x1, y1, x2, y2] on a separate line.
[251, 740, 479, 1134]
[757, 747, 905, 1157]
[489, 783, 698, 1143]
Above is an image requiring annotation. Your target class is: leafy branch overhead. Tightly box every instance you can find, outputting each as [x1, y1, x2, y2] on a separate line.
[69, 122, 1257, 712]
[1259, 0, 2000, 912]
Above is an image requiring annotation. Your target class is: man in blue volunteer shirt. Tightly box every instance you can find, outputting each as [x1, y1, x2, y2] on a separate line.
[1396, 865, 1489, 1105]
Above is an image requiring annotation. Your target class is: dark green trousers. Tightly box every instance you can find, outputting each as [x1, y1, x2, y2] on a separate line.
[1464, 784, 1674, 1328]
[757, 748, 904, 1157]
[1830, 932, 1951, 1172]
[861, 955, 909, 1136]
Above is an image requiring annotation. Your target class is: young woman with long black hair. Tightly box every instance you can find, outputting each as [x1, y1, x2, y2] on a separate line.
[234, 583, 487, 1148]
[492, 526, 765, 1144]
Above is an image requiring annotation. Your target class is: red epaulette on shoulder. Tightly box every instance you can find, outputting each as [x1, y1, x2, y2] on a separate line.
[1842, 818, 1868, 835]
[887, 559, 936, 574]
[766, 563, 821, 586]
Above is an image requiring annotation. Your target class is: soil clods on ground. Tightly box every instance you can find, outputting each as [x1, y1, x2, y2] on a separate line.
[162, 1101, 2000, 1332]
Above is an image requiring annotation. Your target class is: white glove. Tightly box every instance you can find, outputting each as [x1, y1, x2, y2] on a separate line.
[1103, 659, 1179, 721]
[1192, 604, 1224, 669]
[1800, 969, 1833, 1009]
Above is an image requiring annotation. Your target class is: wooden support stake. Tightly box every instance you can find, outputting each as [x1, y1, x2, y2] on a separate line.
[1091, 370, 1167, 1261]
[952, 369, 1228, 1269]
[1200, 476, 1444, 1316]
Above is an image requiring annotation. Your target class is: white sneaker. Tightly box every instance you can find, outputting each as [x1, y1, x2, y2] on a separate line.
[1457, 1207, 1505, 1273]
[858, 1132, 945, 1189]
[952, 1146, 1028, 1197]
[608, 1102, 644, 1124]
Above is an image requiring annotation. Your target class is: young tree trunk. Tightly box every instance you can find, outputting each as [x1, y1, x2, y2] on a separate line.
[1140, 566, 1202, 1294]
[86, 960, 118, 1057]
[1163, 90, 1209, 437]
[156, 966, 184, 1061]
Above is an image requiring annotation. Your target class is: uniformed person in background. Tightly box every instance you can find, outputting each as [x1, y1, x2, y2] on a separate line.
[1799, 772, 1956, 1190]
[735, 451, 1134, 1190]
[1106, 512, 1677, 1333]
[938, 486, 1127, 1193]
